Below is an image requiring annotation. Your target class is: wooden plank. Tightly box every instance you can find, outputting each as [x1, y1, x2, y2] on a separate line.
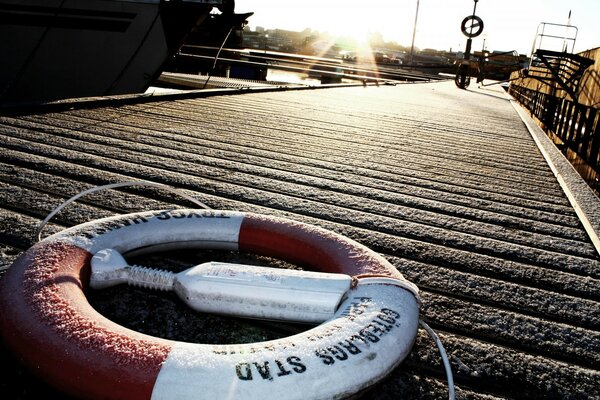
[1, 82, 598, 399]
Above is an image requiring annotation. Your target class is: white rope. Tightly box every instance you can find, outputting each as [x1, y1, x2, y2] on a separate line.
[419, 319, 456, 400]
[36, 181, 210, 241]
[202, 26, 234, 90]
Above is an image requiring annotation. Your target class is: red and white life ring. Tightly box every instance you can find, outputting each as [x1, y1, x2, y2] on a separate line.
[0, 210, 419, 399]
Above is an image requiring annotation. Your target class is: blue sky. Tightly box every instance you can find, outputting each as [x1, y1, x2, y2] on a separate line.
[235, 0, 599, 55]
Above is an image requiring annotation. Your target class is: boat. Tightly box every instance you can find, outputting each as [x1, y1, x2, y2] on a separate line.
[0, 0, 234, 104]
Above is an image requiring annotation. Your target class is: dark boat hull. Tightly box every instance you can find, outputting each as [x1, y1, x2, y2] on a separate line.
[0, 0, 219, 103]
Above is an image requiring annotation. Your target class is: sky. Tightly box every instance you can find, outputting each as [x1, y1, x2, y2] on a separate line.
[234, 0, 599, 55]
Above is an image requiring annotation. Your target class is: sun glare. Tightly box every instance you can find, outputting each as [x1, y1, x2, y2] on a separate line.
[239, 0, 407, 50]
[354, 40, 377, 65]
[330, 22, 372, 45]
[307, 4, 383, 69]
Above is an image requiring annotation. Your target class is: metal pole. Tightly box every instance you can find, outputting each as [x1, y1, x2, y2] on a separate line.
[409, 0, 420, 65]
[563, 10, 571, 52]
[457, 0, 479, 88]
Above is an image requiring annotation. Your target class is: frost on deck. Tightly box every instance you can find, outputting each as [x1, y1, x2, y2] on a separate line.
[0, 81, 599, 399]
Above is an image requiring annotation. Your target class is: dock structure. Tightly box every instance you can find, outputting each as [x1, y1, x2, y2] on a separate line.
[0, 81, 599, 398]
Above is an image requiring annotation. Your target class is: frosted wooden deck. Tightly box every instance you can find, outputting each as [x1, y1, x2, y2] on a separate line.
[1, 81, 599, 399]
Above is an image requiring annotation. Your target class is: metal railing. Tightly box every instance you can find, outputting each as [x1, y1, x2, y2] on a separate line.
[509, 84, 600, 181]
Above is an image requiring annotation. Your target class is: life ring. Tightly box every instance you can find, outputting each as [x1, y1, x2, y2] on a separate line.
[0, 210, 419, 399]
[460, 15, 484, 38]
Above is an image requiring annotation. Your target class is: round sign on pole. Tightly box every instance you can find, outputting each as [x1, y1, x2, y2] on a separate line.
[461, 15, 484, 38]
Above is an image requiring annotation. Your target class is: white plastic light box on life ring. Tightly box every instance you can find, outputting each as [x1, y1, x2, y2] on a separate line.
[0, 209, 420, 400]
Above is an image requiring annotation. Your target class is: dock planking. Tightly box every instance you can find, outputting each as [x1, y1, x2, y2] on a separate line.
[0, 81, 599, 399]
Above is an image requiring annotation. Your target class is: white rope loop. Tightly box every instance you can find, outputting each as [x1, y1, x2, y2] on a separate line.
[35, 180, 210, 242]
[420, 320, 456, 400]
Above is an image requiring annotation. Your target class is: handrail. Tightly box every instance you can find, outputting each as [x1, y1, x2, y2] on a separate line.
[530, 22, 578, 62]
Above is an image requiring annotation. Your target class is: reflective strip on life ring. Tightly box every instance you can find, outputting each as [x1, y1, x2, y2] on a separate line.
[0, 210, 419, 400]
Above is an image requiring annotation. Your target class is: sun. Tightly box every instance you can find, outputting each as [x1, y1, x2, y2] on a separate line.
[329, 20, 373, 45]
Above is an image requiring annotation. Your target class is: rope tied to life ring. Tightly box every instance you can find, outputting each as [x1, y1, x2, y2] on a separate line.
[0, 181, 455, 400]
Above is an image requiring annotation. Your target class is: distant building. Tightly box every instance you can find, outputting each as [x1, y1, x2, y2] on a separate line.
[243, 27, 322, 55]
